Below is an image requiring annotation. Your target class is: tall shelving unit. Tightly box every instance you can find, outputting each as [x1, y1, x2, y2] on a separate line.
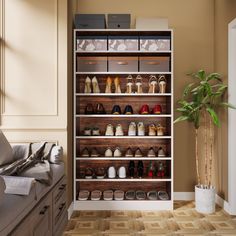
[73, 29, 174, 210]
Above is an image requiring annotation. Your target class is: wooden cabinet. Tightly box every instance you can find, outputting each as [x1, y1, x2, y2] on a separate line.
[73, 29, 174, 210]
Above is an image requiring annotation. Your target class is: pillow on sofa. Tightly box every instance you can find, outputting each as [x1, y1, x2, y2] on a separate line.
[0, 131, 14, 166]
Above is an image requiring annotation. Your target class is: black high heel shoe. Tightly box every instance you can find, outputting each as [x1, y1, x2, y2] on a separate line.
[128, 160, 135, 178]
[137, 160, 144, 178]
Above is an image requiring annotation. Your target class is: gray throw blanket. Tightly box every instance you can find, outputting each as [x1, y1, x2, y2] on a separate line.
[0, 142, 55, 185]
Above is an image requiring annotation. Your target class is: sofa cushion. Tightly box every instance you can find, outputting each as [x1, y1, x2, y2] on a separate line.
[0, 176, 6, 206]
[0, 131, 14, 166]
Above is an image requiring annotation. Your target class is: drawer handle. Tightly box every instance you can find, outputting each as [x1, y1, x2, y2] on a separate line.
[40, 205, 49, 215]
[59, 202, 66, 211]
[117, 61, 128, 65]
[147, 61, 160, 65]
[85, 61, 97, 65]
[59, 184, 66, 190]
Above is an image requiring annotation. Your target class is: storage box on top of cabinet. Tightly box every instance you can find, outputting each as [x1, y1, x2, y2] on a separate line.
[140, 36, 171, 51]
[107, 14, 131, 29]
[74, 14, 106, 29]
[77, 57, 107, 72]
[77, 36, 107, 51]
[108, 57, 138, 72]
[108, 36, 138, 51]
[139, 56, 170, 72]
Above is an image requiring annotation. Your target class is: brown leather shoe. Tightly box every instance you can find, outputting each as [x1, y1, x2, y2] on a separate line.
[95, 103, 106, 114]
[85, 103, 94, 114]
[135, 148, 143, 157]
[125, 147, 133, 157]
[91, 148, 99, 157]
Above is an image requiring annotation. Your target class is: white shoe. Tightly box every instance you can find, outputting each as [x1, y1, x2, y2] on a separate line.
[105, 148, 113, 157]
[137, 122, 145, 136]
[84, 76, 91, 93]
[92, 76, 100, 93]
[115, 124, 124, 136]
[105, 124, 114, 136]
[118, 166, 126, 178]
[128, 122, 136, 136]
[114, 147, 122, 157]
[108, 166, 116, 178]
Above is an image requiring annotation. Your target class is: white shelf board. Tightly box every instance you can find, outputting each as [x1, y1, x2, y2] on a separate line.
[74, 200, 173, 210]
[76, 157, 171, 160]
[76, 71, 172, 75]
[76, 178, 171, 182]
[75, 50, 172, 54]
[76, 136, 171, 139]
[76, 114, 172, 118]
[76, 93, 172, 97]
[74, 29, 173, 32]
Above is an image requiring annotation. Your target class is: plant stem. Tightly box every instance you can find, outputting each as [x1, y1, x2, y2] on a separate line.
[195, 128, 200, 185]
[209, 118, 213, 186]
[204, 111, 208, 187]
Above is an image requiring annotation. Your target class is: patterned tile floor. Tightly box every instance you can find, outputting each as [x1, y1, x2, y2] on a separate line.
[63, 201, 236, 235]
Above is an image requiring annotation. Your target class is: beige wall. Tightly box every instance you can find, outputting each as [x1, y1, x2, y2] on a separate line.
[214, 0, 236, 200]
[76, 0, 215, 192]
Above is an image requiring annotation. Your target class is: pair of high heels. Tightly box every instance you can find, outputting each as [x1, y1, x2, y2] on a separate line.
[105, 77, 121, 93]
[126, 75, 143, 94]
[149, 75, 167, 93]
[84, 76, 100, 93]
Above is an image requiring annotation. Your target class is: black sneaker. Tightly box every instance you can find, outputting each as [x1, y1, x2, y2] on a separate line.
[112, 105, 121, 115]
[128, 160, 135, 178]
[124, 105, 133, 115]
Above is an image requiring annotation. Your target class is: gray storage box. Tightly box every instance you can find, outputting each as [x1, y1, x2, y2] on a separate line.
[77, 36, 107, 51]
[108, 36, 138, 51]
[77, 57, 107, 72]
[140, 36, 171, 51]
[74, 14, 106, 29]
[108, 14, 130, 29]
[139, 56, 170, 72]
[108, 57, 138, 72]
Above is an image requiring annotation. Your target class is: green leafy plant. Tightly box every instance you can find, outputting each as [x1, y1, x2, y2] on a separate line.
[174, 70, 235, 188]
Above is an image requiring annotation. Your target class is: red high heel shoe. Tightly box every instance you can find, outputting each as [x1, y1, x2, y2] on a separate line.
[152, 105, 162, 114]
[139, 104, 150, 114]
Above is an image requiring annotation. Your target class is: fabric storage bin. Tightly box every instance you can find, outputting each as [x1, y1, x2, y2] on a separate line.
[74, 14, 106, 29]
[139, 57, 170, 72]
[77, 57, 107, 72]
[140, 36, 171, 51]
[77, 36, 107, 51]
[107, 14, 130, 29]
[108, 36, 138, 51]
[108, 57, 138, 72]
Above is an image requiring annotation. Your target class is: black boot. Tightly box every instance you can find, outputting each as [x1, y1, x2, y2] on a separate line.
[137, 160, 144, 178]
[128, 161, 135, 178]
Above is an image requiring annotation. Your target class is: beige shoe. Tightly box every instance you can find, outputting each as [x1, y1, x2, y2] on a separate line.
[158, 75, 167, 93]
[135, 148, 143, 157]
[114, 147, 122, 157]
[105, 76, 112, 93]
[128, 122, 136, 136]
[92, 76, 100, 93]
[115, 124, 124, 136]
[135, 75, 143, 93]
[148, 124, 156, 136]
[84, 76, 92, 93]
[126, 75, 134, 93]
[156, 124, 165, 136]
[105, 124, 114, 136]
[137, 122, 145, 136]
[114, 77, 122, 93]
[158, 147, 166, 157]
[148, 75, 158, 93]
[105, 147, 113, 157]
[147, 147, 156, 157]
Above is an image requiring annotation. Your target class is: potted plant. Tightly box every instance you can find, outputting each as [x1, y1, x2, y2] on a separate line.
[174, 70, 234, 214]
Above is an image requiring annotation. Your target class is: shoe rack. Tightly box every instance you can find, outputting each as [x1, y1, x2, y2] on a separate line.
[73, 29, 173, 210]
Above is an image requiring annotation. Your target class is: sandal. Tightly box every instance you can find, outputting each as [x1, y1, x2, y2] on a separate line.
[136, 190, 146, 200]
[158, 190, 169, 200]
[126, 75, 134, 93]
[147, 191, 158, 200]
[156, 124, 165, 136]
[91, 190, 102, 200]
[103, 190, 113, 200]
[114, 190, 124, 200]
[135, 75, 143, 93]
[148, 75, 158, 93]
[158, 75, 167, 93]
[125, 190, 135, 200]
[78, 190, 90, 201]
[105, 76, 112, 93]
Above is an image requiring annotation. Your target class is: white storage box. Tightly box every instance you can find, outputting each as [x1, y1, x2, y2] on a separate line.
[135, 18, 169, 29]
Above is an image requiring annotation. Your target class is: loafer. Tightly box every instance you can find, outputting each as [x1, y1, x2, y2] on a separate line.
[137, 122, 145, 136]
[137, 160, 144, 178]
[85, 103, 94, 114]
[148, 124, 156, 136]
[115, 124, 124, 136]
[128, 122, 136, 136]
[81, 147, 90, 157]
[103, 190, 113, 201]
[114, 190, 124, 200]
[114, 147, 122, 157]
[95, 103, 106, 114]
[140, 104, 149, 114]
[136, 190, 146, 200]
[85, 168, 94, 179]
[92, 127, 100, 136]
[135, 148, 143, 157]
[95, 168, 106, 179]
[158, 147, 166, 157]
[105, 124, 114, 136]
[125, 147, 133, 157]
[147, 191, 158, 200]
[84, 127, 92, 136]
[90, 147, 99, 157]
[147, 147, 156, 157]
[91, 190, 102, 200]
[158, 190, 169, 200]
[112, 105, 121, 115]
[125, 190, 135, 200]
[123, 105, 133, 115]
[152, 105, 162, 114]
[105, 147, 113, 157]
[128, 160, 135, 178]
[78, 190, 90, 201]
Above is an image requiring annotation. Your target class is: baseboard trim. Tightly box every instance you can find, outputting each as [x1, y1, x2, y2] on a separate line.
[67, 201, 74, 219]
[174, 192, 195, 201]
[215, 194, 232, 215]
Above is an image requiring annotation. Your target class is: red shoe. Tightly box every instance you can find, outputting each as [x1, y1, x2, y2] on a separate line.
[139, 104, 149, 114]
[152, 105, 162, 114]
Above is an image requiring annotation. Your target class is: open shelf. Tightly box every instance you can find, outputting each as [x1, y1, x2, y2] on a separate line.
[76, 178, 171, 182]
[76, 93, 172, 97]
[76, 157, 172, 160]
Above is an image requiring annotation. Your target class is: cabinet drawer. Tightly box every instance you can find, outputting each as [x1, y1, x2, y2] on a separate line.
[108, 36, 138, 51]
[53, 176, 66, 209]
[77, 57, 107, 72]
[77, 36, 107, 51]
[108, 56, 138, 72]
[139, 56, 170, 72]
[140, 36, 171, 51]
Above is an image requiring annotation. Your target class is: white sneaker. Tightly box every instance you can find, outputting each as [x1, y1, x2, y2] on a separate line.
[108, 166, 116, 178]
[105, 148, 113, 157]
[128, 122, 136, 136]
[105, 124, 114, 136]
[115, 124, 124, 136]
[137, 122, 145, 136]
[118, 166, 126, 178]
[114, 147, 122, 157]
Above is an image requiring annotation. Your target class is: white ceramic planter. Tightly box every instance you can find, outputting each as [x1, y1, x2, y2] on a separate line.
[195, 185, 216, 214]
